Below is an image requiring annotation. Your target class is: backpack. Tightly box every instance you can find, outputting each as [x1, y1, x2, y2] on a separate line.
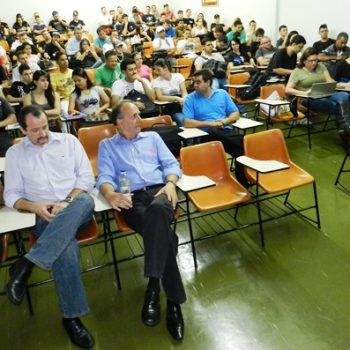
[143, 123, 181, 157]
[125, 89, 159, 118]
[238, 71, 267, 100]
[201, 58, 228, 79]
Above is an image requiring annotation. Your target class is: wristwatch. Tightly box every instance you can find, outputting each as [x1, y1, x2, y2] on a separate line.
[62, 195, 74, 204]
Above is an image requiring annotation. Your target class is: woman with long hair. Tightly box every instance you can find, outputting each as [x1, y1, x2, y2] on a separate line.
[23, 69, 60, 129]
[68, 67, 110, 117]
[75, 38, 102, 69]
[225, 37, 255, 71]
[151, 58, 187, 126]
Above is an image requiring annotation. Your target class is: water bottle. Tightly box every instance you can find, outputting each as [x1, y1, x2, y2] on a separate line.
[119, 171, 131, 195]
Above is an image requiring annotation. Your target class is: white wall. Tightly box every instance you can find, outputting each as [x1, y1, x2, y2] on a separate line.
[1, 0, 277, 41]
[2, 0, 347, 47]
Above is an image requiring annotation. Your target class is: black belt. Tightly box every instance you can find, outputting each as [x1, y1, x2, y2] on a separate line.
[132, 184, 164, 194]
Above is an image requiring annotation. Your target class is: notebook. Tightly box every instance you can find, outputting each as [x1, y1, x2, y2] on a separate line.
[308, 82, 337, 98]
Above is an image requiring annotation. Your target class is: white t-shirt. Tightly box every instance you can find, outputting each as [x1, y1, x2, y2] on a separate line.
[111, 78, 151, 99]
[176, 39, 196, 56]
[151, 73, 184, 96]
[71, 86, 104, 115]
[152, 37, 174, 50]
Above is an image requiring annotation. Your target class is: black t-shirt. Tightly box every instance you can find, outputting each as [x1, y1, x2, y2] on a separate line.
[13, 21, 30, 32]
[184, 18, 195, 28]
[41, 41, 61, 59]
[48, 19, 67, 33]
[312, 38, 336, 54]
[69, 19, 85, 30]
[9, 81, 35, 98]
[268, 48, 297, 75]
[335, 60, 350, 82]
[0, 97, 14, 122]
[122, 22, 137, 37]
[0, 65, 8, 83]
[142, 14, 156, 24]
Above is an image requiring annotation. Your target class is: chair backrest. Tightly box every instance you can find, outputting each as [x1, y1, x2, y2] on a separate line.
[180, 141, 231, 182]
[243, 129, 291, 164]
[82, 32, 94, 43]
[78, 123, 116, 177]
[176, 57, 194, 79]
[140, 115, 173, 129]
[143, 41, 153, 59]
[228, 72, 251, 99]
[0, 40, 10, 52]
[260, 84, 286, 99]
[85, 68, 97, 83]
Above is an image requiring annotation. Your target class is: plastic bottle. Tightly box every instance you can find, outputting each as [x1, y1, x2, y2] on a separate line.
[119, 171, 131, 195]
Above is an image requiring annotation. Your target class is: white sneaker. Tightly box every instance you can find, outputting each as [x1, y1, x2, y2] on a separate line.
[289, 119, 312, 126]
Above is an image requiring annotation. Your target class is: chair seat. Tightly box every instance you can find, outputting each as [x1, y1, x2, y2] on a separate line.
[188, 179, 251, 212]
[29, 218, 99, 246]
[246, 162, 314, 193]
[260, 110, 305, 123]
[113, 211, 133, 233]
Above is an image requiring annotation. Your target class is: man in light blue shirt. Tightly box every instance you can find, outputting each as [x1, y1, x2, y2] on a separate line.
[97, 100, 186, 341]
[66, 27, 83, 57]
[4, 105, 95, 349]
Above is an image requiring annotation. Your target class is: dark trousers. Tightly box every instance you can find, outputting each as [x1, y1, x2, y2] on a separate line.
[204, 127, 247, 186]
[0, 131, 12, 157]
[121, 186, 186, 304]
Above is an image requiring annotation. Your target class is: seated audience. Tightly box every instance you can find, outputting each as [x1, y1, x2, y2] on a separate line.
[0, 96, 16, 156]
[276, 25, 288, 48]
[267, 34, 306, 80]
[97, 100, 186, 341]
[255, 36, 277, 66]
[313, 24, 335, 54]
[23, 69, 60, 130]
[286, 47, 350, 145]
[319, 32, 350, 78]
[225, 37, 255, 71]
[12, 14, 31, 36]
[133, 51, 153, 81]
[75, 39, 102, 69]
[69, 67, 110, 117]
[69, 10, 86, 31]
[94, 50, 123, 93]
[111, 58, 156, 117]
[12, 50, 40, 82]
[37, 30, 65, 60]
[93, 27, 110, 56]
[176, 28, 200, 58]
[66, 27, 83, 58]
[48, 11, 69, 34]
[152, 58, 187, 126]
[4, 105, 95, 349]
[183, 69, 247, 186]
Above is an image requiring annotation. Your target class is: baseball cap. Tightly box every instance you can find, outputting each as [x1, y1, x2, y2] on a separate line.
[52, 31, 60, 37]
[52, 11, 59, 16]
[156, 26, 165, 33]
[73, 10, 79, 16]
[115, 40, 124, 47]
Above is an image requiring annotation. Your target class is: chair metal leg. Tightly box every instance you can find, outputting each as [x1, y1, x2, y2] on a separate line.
[313, 181, 321, 229]
[26, 287, 34, 316]
[185, 194, 198, 269]
[255, 175, 265, 248]
[335, 150, 349, 186]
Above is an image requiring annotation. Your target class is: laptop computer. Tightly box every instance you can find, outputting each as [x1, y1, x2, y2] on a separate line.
[308, 82, 337, 98]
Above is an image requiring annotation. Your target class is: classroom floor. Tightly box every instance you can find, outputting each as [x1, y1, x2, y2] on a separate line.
[1, 127, 350, 350]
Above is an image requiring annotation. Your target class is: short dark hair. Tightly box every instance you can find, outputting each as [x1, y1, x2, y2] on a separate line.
[290, 34, 306, 46]
[19, 63, 31, 75]
[120, 58, 135, 71]
[54, 51, 67, 62]
[233, 19, 243, 27]
[319, 24, 328, 31]
[105, 49, 117, 60]
[18, 105, 46, 130]
[298, 47, 318, 68]
[192, 69, 213, 86]
[110, 100, 136, 124]
[337, 32, 349, 41]
[154, 58, 171, 71]
[255, 28, 265, 37]
[279, 24, 287, 31]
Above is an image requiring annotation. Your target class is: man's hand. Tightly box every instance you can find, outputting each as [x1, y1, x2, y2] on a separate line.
[106, 192, 133, 212]
[154, 182, 178, 209]
[31, 202, 57, 222]
[50, 202, 69, 216]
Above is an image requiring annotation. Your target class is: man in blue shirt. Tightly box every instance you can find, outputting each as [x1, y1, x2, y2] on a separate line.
[97, 101, 186, 341]
[183, 69, 247, 186]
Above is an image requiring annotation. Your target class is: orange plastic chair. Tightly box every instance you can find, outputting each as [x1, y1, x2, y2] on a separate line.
[0, 39, 10, 52]
[228, 72, 256, 105]
[258, 85, 305, 135]
[175, 57, 194, 80]
[140, 114, 173, 129]
[180, 141, 252, 267]
[142, 41, 153, 60]
[85, 68, 97, 83]
[78, 124, 116, 177]
[242, 129, 321, 244]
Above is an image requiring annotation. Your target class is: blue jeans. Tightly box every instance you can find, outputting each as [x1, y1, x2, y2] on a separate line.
[305, 91, 350, 127]
[25, 192, 95, 318]
[172, 112, 185, 127]
[212, 77, 228, 90]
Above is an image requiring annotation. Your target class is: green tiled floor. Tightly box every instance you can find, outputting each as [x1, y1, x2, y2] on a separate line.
[1, 129, 350, 350]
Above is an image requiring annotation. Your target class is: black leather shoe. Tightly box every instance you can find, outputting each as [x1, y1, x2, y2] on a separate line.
[166, 302, 184, 341]
[141, 290, 160, 327]
[6, 257, 33, 305]
[62, 318, 95, 349]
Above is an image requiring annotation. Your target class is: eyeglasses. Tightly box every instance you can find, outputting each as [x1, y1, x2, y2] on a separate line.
[261, 40, 271, 44]
[306, 58, 318, 63]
